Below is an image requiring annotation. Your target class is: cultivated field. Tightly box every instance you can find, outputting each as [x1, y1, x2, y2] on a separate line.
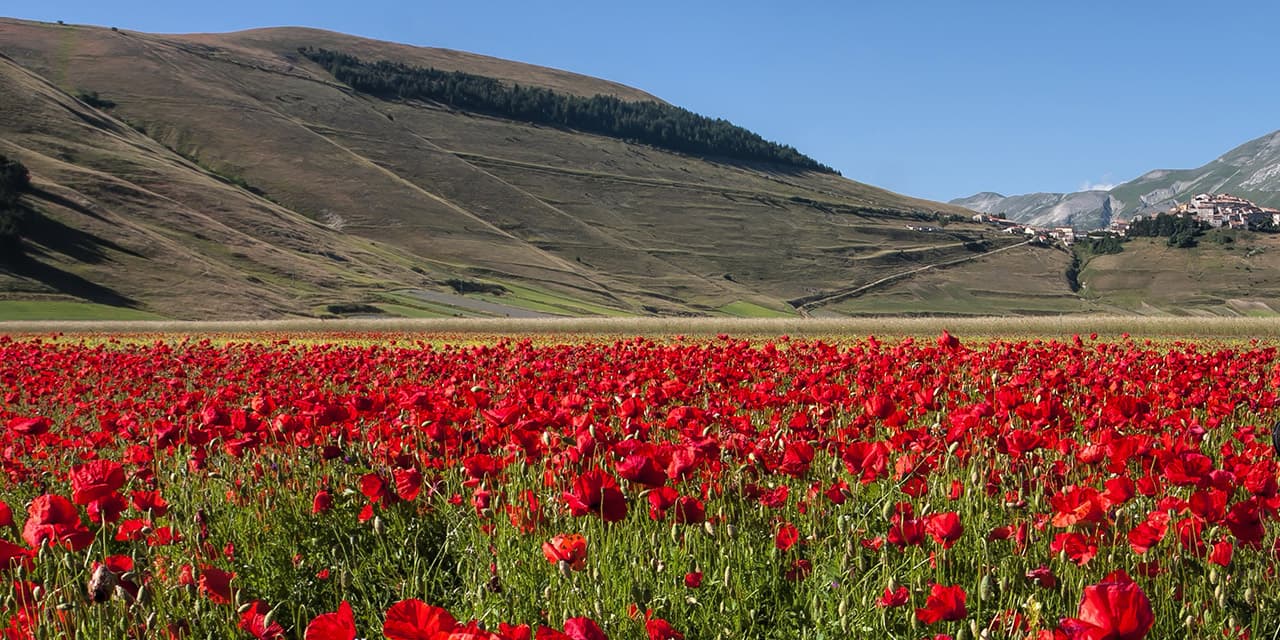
[0, 326, 1276, 638]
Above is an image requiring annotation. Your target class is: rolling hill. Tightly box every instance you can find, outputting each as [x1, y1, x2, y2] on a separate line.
[6, 17, 1080, 320]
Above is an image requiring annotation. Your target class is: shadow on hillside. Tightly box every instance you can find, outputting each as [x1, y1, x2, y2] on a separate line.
[20, 196, 144, 263]
[0, 253, 139, 308]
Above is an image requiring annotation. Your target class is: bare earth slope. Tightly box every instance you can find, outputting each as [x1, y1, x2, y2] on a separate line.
[0, 18, 1072, 319]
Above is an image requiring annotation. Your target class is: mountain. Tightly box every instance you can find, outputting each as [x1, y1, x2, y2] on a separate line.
[953, 130, 1280, 229]
[950, 190, 1116, 230]
[4, 17, 1083, 320]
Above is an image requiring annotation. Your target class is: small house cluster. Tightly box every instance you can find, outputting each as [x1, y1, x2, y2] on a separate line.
[1152, 193, 1280, 230]
[970, 213, 1076, 246]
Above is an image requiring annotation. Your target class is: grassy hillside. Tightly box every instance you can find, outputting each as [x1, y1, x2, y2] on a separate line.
[1078, 232, 1280, 316]
[0, 17, 1087, 319]
[0, 50, 461, 318]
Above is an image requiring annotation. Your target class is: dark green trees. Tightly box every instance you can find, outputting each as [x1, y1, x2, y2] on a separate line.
[300, 48, 836, 173]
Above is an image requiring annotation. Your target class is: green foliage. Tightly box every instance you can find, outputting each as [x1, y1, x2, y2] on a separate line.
[75, 89, 116, 109]
[1167, 229, 1198, 248]
[1078, 235, 1124, 255]
[446, 278, 510, 295]
[300, 48, 837, 173]
[1064, 251, 1081, 293]
[1127, 213, 1200, 238]
[324, 303, 386, 315]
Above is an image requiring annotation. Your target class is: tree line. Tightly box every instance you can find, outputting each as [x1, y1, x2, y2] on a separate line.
[300, 48, 836, 173]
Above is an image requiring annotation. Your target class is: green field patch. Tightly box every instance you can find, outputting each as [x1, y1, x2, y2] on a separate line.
[0, 300, 162, 321]
[717, 300, 798, 318]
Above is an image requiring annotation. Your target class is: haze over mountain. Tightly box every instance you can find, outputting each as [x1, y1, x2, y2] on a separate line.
[954, 130, 1280, 229]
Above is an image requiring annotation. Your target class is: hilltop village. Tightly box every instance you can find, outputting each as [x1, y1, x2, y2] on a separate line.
[970, 193, 1280, 248]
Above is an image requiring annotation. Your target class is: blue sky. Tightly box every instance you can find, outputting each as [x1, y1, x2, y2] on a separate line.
[10, 1, 1280, 201]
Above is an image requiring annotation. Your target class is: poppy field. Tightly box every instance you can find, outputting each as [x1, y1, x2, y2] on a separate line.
[0, 331, 1278, 639]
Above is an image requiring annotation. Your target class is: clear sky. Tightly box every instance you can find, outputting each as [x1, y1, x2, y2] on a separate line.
[9, 0, 1280, 202]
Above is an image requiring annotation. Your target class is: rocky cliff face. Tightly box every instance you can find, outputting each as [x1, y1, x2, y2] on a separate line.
[951, 190, 1115, 229]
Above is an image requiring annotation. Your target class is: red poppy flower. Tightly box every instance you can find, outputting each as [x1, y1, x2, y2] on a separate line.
[877, 586, 910, 607]
[1025, 566, 1058, 589]
[305, 600, 356, 640]
[542, 534, 588, 571]
[645, 618, 685, 640]
[1058, 572, 1153, 640]
[916, 583, 967, 624]
[394, 468, 423, 502]
[7, 416, 50, 436]
[238, 601, 285, 640]
[937, 330, 960, 349]
[360, 473, 394, 506]
[684, 571, 703, 588]
[925, 512, 963, 549]
[617, 454, 667, 488]
[1127, 512, 1169, 554]
[313, 489, 334, 515]
[775, 522, 800, 551]
[69, 460, 125, 506]
[563, 469, 627, 523]
[383, 599, 457, 640]
[197, 566, 234, 605]
[22, 494, 92, 551]
[131, 491, 170, 517]
[561, 618, 607, 640]
[785, 558, 813, 582]
[1209, 539, 1234, 566]
[0, 539, 34, 572]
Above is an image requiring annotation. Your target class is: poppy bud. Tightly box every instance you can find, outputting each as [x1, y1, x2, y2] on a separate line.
[88, 564, 116, 603]
[703, 521, 715, 537]
[558, 560, 571, 578]
[372, 515, 386, 535]
[979, 574, 996, 602]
